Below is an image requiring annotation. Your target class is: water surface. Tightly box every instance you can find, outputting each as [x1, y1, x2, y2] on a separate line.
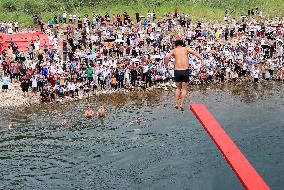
[0, 83, 284, 190]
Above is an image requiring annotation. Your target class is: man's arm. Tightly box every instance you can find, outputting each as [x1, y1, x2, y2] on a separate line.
[164, 50, 174, 65]
[187, 47, 203, 61]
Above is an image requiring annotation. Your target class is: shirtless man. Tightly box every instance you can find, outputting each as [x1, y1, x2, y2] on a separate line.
[61, 117, 69, 126]
[8, 122, 15, 129]
[164, 40, 203, 111]
[84, 106, 95, 118]
[96, 105, 106, 118]
[136, 116, 142, 125]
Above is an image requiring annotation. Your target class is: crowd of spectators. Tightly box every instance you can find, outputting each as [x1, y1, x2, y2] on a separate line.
[1, 9, 284, 102]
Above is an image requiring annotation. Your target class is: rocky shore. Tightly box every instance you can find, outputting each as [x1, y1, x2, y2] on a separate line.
[0, 82, 174, 110]
[0, 83, 40, 109]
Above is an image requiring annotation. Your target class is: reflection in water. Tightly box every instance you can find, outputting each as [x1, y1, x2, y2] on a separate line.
[0, 83, 284, 190]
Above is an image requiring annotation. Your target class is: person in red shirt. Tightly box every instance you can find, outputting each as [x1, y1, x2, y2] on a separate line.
[113, 15, 117, 26]
[0, 35, 3, 55]
[176, 35, 181, 40]
[254, 44, 260, 59]
[254, 44, 260, 54]
[276, 26, 282, 35]
[120, 15, 124, 26]
[49, 74, 56, 87]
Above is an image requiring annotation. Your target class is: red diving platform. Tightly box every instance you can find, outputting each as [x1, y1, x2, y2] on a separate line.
[190, 104, 270, 190]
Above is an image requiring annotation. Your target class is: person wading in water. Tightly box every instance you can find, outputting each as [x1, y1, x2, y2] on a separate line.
[84, 106, 95, 118]
[164, 40, 203, 111]
[96, 105, 106, 118]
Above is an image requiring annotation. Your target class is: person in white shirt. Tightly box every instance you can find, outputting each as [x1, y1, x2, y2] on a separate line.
[265, 67, 271, 80]
[259, 11, 263, 18]
[7, 23, 13, 34]
[69, 14, 72, 23]
[83, 16, 88, 26]
[253, 65, 260, 82]
[269, 60, 275, 77]
[0, 22, 5, 33]
[68, 81, 76, 98]
[73, 15, 76, 24]
[34, 40, 40, 51]
[63, 12, 67, 23]
[31, 75, 38, 94]
[277, 44, 283, 60]
[224, 16, 228, 22]
[143, 64, 149, 81]
[14, 21, 19, 32]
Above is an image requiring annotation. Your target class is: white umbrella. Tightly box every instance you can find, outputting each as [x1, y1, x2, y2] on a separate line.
[131, 58, 140, 62]
[85, 54, 96, 59]
[151, 55, 163, 59]
[115, 39, 125, 43]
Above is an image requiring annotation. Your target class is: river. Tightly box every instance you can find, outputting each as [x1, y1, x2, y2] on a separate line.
[0, 82, 284, 190]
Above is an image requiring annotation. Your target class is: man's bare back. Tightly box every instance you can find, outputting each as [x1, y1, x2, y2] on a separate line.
[166, 46, 203, 70]
[164, 40, 203, 111]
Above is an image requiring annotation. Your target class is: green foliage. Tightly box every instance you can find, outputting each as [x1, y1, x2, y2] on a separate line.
[23, 0, 43, 14]
[2, 0, 20, 12]
[0, 0, 283, 26]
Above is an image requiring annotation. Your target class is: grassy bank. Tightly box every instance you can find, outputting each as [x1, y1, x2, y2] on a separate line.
[0, 0, 284, 26]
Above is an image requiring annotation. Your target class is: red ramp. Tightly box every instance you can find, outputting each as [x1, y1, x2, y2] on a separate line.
[190, 104, 270, 190]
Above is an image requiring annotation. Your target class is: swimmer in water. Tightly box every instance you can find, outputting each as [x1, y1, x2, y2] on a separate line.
[8, 123, 14, 129]
[136, 116, 142, 125]
[96, 105, 106, 118]
[84, 106, 94, 118]
[61, 117, 69, 126]
[164, 40, 203, 111]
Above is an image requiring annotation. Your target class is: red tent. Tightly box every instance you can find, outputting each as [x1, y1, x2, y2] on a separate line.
[0, 32, 62, 51]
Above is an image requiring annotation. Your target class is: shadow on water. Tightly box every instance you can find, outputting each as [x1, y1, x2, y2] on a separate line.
[0, 84, 284, 190]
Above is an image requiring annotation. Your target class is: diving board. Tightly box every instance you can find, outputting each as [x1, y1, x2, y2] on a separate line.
[190, 104, 270, 190]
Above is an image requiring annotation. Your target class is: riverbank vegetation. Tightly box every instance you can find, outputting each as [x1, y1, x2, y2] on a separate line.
[0, 0, 283, 26]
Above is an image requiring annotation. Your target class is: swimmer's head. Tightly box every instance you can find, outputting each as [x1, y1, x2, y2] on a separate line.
[8, 123, 14, 129]
[175, 40, 184, 47]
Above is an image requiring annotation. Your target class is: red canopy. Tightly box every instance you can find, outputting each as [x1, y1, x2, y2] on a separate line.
[0, 32, 62, 51]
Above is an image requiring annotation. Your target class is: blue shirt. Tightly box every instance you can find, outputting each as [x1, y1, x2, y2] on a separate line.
[42, 67, 48, 76]
[143, 19, 149, 26]
[189, 57, 193, 65]
[2, 76, 9, 85]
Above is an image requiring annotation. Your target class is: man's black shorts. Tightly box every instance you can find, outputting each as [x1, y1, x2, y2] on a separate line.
[2, 85, 8, 90]
[174, 69, 190, 83]
[22, 88, 29, 92]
